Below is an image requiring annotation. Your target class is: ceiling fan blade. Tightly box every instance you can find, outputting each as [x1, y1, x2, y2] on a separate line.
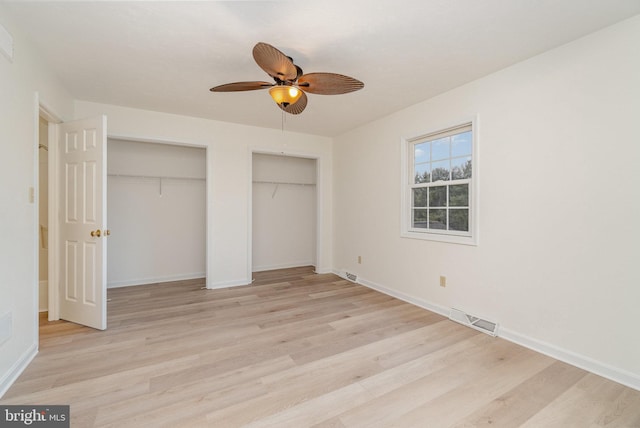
[210, 81, 273, 92]
[278, 91, 307, 115]
[253, 42, 298, 82]
[298, 72, 364, 95]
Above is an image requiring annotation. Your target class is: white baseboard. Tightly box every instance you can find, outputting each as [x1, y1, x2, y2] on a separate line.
[107, 272, 206, 288]
[332, 269, 640, 392]
[332, 269, 450, 318]
[252, 261, 315, 273]
[499, 328, 640, 391]
[0, 342, 37, 399]
[206, 278, 252, 290]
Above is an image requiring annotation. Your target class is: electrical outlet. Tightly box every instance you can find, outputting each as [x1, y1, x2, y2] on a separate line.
[439, 275, 447, 287]
[357, 256, 362, 264]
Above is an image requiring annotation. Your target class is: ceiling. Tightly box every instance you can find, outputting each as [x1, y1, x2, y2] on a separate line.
[5, 1, 640, 137]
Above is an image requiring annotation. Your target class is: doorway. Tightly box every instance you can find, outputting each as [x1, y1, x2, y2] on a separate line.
[37, 105, 61, 322]
[37, 115, 49, 314]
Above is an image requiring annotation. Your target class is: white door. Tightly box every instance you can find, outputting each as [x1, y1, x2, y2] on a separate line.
[58, 116, 107, 330]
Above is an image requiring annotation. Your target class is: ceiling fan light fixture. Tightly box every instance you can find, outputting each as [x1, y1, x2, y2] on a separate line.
[269, 85, 302, 107]
[211, 43, 364, 115]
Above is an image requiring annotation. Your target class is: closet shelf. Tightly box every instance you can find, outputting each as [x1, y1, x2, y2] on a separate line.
[252, 180, 316, 186]
[108, 173, 205, 181]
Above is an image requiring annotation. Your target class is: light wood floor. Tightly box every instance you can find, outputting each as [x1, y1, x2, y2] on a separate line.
[2, 267, 639, 427]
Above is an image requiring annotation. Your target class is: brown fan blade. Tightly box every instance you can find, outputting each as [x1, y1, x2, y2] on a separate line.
[253, 42, 298, 82]
[298, 72, 364, 95]
[278, 91, 308, 115]
[210, 81, 273, 92]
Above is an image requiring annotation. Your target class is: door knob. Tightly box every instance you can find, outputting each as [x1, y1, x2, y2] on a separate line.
[104, 229, 111, 236]
[90, 229, 101, 237]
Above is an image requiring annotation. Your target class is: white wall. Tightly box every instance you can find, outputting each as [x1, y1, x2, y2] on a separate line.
[0, 5, 74, 396]
[107, 139, 206, 287]
[333, 15, 640, 389]
[74, 101, 334, 288]
[252, 153, 317, 272]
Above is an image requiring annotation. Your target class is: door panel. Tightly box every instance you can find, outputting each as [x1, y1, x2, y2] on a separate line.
[58, 116, 107, 330]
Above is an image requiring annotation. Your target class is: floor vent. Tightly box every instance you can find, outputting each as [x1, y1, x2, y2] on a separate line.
[449, 308, 498, 336]
[345, 272, 358, 282]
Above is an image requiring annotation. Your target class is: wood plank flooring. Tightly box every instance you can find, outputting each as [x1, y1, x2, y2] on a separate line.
[2, 267, 639, 427]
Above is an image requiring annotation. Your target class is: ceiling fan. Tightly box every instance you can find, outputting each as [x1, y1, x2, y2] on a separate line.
[210, 42, 364, 115]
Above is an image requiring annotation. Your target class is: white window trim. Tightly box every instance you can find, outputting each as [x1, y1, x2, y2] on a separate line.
[400, 115, 479, 246]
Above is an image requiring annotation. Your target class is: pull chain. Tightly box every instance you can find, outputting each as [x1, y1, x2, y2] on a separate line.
[281, 109, 286, 133]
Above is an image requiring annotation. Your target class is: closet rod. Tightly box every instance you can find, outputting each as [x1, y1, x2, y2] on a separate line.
[108, 173, 205, 181]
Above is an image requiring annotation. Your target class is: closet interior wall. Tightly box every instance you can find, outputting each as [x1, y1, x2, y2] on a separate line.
[107, 139, 206, 288]
[252, 153, 317, 272]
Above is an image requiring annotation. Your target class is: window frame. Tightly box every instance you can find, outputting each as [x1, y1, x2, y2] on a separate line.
[400, 117, 479, 246]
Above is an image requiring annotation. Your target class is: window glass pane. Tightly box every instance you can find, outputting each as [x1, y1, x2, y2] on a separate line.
[451, 156, 472, 180]
[449, 184, 469, 207]
[404, 123, 474, 241]
[429, 186, 446, 207]
[431, 160, 450, 181]
[413, 209, 427, 229]
[449, 209, 469, 232]
[451, 131, 472, 157]
[412, 188, 427, 207]
[431, 137, 450, 161]
[414, 163, 430, 183]
[414, 142, 430, 164]
[429, 209, 446, 229]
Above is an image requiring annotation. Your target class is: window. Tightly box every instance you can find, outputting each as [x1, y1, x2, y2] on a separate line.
[401, 121, 477, 245]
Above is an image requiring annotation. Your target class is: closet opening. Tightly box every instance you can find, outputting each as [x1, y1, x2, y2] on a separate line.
[251, 153, 317, 274]
[107, 139, 207, 289]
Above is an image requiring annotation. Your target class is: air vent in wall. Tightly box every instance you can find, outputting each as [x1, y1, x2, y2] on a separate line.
[345, 272, 357, 282]
[449, 308, 498, 336]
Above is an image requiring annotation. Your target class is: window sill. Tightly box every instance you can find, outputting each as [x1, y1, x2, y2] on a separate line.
[401, 230, 478, 246]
